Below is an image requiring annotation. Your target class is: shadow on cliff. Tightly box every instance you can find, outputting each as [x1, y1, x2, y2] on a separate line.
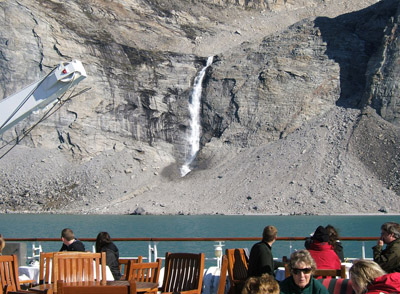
[314, 0, 398, 109]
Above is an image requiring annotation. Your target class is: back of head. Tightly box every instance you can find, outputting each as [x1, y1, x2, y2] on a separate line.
[95, 232, 112, 252]
[289, 250, 317, 273]
[259, 274, 279, 294]
[242, 274, 279, 294]
[349, 259, 386, 294]
[325, 225, 340, 246]
[381, 222, 400, 239]
[311, 226, 329, 243]
[262, 226, 278, 243]
[61, 228, 75, 241]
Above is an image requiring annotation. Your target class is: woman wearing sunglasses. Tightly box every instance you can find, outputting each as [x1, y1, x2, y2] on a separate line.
[279, 250, 329, 294]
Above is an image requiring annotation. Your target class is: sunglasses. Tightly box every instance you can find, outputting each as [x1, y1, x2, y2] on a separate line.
[292, 268, 312, 275]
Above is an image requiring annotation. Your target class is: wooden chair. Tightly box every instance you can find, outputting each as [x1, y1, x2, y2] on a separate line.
[57, 280, 136, 294]
[314, 265, 346, 279]
[51, 251, 107, 293]
[284, 264, 346, 279]
[217, 255, 229, 294]
[38, 252, 55, 285]
[225, 249, 248, 294]
[126, 258, 161, 293]
[7, 291, 49, 294]
[0, 254, 22, 293]
[159, 252, 205, 294]
[119, 257, 143, 281]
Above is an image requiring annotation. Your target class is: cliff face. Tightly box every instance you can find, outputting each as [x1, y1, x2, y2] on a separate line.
[0, 0, 399, 215]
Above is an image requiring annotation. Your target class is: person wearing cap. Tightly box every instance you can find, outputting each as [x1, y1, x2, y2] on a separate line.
[305, 226, 341, 270]
[248, 225, 285, 278]
[372, 222, 400, 273]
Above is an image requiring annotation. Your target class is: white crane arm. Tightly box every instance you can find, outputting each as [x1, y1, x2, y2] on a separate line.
[0, 60, 87, 135]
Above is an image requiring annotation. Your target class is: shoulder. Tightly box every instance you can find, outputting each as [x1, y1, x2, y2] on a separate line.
[311, 278, 329, 294]
[72, 239, 85, 250]
[251, 241, 267, 251]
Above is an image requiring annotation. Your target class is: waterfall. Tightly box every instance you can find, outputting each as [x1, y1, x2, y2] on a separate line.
[180, 56, 213, 177]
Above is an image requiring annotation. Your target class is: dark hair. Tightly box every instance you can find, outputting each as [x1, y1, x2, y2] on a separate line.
[61, 228, 75, 241]
[325, 225, 340, 250]
[95, 232, 112, 253]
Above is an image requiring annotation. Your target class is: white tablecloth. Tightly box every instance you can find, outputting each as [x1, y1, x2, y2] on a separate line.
[19, 265, 40, 284]
[275, 267, 285, 281]
[18, 264, 114, 284]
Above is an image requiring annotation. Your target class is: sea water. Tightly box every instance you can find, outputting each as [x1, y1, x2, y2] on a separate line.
[1, 214, 399, 267]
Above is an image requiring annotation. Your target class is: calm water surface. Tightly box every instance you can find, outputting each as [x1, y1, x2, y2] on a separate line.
[1, 214, 399, 266]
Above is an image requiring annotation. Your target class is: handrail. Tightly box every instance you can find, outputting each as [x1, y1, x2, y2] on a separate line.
[4, 237, 378, 242]
[5, 236, 377, 264]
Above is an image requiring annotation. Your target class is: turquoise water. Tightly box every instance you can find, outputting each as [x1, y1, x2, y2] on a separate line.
[1, 214, 399, 266]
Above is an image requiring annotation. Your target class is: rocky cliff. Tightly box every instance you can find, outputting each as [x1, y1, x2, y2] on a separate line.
[0, 0, 399, 215]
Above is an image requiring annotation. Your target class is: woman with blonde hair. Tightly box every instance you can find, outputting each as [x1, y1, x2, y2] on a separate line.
[349, 259, 400, 294]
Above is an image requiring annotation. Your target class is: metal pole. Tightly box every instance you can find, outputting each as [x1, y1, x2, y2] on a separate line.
[362, 241, 365, 259]
[154, 241, 158, 260]
[148, 241, 152, 262]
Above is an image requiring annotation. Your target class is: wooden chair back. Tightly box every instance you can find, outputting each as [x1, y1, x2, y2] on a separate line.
[0, 255, 21, 293]
[119, 256, 143, 280]
[52, 251, 107, 293]
[57, 280, 137, 294]
[225, 249, 248, 294]
[7, 290, 49, 294]
[39, 252, 55, 284]
[217, 255, 229, 294]
[284, 264, 346, 279]
[127, 258, 162, 285]
[160, 252, 205, 294]
[314, 265, 346, 279]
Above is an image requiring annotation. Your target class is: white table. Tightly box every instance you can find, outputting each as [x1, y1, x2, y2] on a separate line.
[18, 264, 114, 284]
[19, 265, 40, 284]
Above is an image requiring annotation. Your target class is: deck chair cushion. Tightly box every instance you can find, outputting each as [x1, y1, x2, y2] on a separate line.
[319, 278, 355, 294]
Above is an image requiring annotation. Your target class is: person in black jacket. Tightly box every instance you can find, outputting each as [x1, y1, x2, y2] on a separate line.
[248, 225, 285, 278]
[95, 232, 121, 280]
[60, 228, 85, 252]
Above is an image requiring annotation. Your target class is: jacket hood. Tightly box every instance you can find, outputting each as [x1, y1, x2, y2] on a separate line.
[367, 272, 400, 294]
[309, 241, 333, 251]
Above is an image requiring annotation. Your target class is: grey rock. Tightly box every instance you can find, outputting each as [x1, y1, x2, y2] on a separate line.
[0, 0, 399, 215]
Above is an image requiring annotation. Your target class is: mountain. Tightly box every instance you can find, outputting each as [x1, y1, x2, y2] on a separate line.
[0, 0, 399, 215]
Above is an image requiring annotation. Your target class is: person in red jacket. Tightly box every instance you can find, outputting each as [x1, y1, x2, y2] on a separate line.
[306, 226, 341, 270]
[349, 259, 400, 294]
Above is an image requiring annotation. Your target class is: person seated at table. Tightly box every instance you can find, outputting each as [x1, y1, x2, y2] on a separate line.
[242, 274, 280, 294]
[305, 226, 341, 270]
[349, 259, 400, 294]
[0, 234, 5, 255]
[59, 228, 85, 251]
[325, 225, 344, 262]
[279, 250, 329, 294]
[95, 231, 121, 280]
[248, 225, 285, 278]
